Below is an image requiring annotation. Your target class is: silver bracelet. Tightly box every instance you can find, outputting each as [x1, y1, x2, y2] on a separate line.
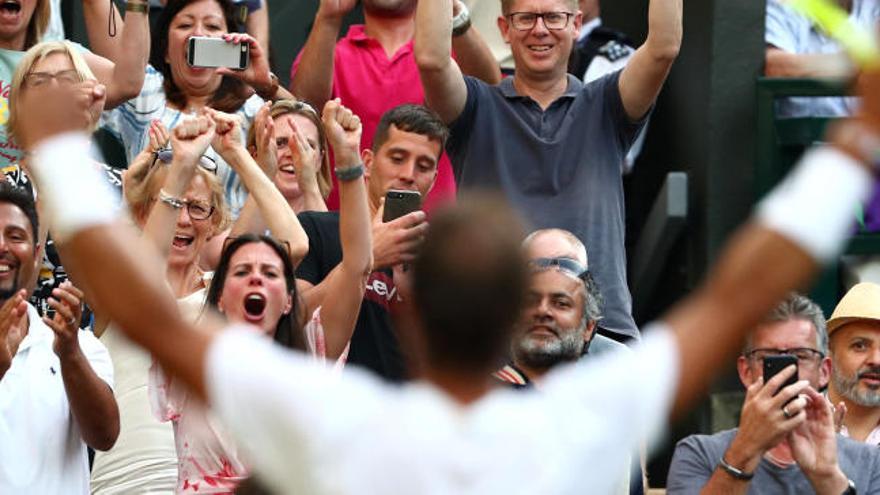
[158, 189, 184, 209]
[718, 456, 753, 481]
[335, 163, 365, 182]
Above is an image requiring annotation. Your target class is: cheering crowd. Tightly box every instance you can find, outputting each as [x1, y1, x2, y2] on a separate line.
[3, 0, 880, 493]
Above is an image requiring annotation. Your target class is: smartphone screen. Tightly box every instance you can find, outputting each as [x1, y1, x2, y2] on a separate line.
[383, 190, 422, 223]
[763, 355, 798, 395]
[188, 36, 249, 70]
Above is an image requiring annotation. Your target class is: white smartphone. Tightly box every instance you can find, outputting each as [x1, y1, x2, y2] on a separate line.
[187, 36, 249, 70]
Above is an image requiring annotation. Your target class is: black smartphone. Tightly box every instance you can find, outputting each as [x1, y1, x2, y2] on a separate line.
[383, 190, 422, 223]
[188, 36, 249, 70]
[763, 355, 798, 395]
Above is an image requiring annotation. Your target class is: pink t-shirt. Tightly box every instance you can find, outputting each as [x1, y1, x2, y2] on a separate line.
[291, 25, 456, 212]
[149, 306, 346, 494]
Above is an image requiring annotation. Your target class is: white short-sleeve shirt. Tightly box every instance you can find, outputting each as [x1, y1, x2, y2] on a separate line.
[207, 322, 678, 495]
[765, 0, 880, 117]
[0, 304, 114, 495]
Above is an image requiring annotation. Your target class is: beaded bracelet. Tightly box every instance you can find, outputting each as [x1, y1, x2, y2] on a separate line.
[335, 163, 365, 182]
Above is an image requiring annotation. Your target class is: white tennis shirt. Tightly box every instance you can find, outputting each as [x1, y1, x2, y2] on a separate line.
[207, 323, 678, 495]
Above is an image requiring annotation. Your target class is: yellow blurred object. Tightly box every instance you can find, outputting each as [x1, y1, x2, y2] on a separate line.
[787, 0, 880, 68]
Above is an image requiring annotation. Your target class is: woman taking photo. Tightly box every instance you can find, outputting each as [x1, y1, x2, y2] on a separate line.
[101, 0, 294, 217]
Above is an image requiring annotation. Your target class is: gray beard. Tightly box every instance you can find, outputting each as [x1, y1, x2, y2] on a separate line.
[512, 330, 585, 370]
[832, 367, 880, 407]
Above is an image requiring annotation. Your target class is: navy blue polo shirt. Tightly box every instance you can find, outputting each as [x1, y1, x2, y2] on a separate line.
[447, 71, 645, 339]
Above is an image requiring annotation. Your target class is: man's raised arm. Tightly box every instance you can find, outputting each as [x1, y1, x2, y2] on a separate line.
[618, 0, 682, 121]
[289, 0, 357, 111]
[415, 0, 468, 124]
[81, 0, 150, 108]
[450, 0, 502, 86]
[662, 71, 880, 418]
[20, 84, 215, 401]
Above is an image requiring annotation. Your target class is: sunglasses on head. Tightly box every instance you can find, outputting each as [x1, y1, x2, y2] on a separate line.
[528, 257, 589, 281]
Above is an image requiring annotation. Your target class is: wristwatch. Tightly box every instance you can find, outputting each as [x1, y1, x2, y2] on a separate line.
[717, 457, 753, 481]
[158, 189, 184, 210]
[842, 478, 857, 495]
[452, 2, 472, 37]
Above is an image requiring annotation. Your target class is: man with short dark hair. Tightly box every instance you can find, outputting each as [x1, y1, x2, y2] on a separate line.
[290, 0, 500, 211]
[827, 282, 880, 445]
[0, 182, 119, 494]
[297, 104, 448, 380]
[667, 293, 880, 494]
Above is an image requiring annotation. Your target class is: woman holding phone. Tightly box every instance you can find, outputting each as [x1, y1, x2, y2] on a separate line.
[101, 0, 295, 217]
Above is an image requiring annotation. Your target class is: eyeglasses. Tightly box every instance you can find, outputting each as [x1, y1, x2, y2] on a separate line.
[507, 12, 575, 31]
[24, 69, 82, 89]
[152, 148, 218, 173]
[157, 195, 214, 221]
[745, 348, 826, 364]
[528, 257, 589, 281]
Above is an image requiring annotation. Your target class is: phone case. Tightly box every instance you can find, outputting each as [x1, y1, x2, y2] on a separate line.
[763, 355, 798, 394]
[383, 190, 422, 223]
[187, 37, 249, 70]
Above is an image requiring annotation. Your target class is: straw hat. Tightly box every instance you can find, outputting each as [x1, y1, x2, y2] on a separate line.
[827, 282, 880, 334]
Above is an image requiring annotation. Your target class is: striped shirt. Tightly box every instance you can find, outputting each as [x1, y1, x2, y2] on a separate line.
[100, 65, 265, 216]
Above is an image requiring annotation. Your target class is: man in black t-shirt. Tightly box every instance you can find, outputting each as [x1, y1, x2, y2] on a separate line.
[296, 104, 449, 381]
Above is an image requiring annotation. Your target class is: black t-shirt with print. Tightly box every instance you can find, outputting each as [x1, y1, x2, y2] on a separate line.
[297, 211, 406, 382]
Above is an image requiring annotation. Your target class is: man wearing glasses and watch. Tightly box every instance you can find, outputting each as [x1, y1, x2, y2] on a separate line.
[667, 293, 879, 494]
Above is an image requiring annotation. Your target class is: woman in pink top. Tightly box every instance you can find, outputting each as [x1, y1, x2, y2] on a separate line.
[146, 100, 372, 493]
[151, 234, 347, 493]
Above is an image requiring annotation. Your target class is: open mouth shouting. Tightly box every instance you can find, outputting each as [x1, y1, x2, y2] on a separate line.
[172, 234, 195, 250]
[242, 292, 267, 324]
[0, 0, 22, 22]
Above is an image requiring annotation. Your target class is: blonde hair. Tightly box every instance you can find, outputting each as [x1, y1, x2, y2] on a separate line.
[8, 40, 97, 143]
[26, 0, 51, 49]
[126, 161, 231, 235]
[246, 99, 333, 200]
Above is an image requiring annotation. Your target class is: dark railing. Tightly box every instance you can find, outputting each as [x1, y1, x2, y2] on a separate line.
[755, 77, 880, 315]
